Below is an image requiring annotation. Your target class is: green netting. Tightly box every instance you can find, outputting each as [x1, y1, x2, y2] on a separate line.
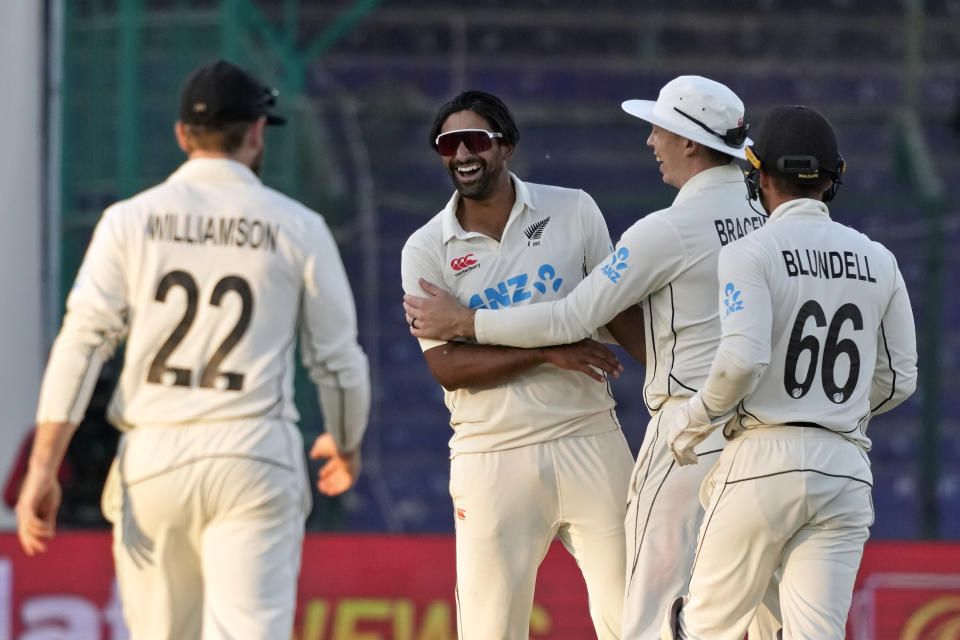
[58, 0, 381, 530]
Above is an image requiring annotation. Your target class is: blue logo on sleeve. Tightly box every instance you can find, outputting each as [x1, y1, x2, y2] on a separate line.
[601, 247, 630, 284]
[723, 282, 744, 317]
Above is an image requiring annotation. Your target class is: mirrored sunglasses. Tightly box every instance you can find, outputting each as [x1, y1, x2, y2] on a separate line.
[434, 129, 504, 156]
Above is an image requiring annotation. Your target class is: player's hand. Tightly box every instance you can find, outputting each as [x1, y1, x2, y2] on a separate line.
[403, 279, 475, 340]
[309, 433, 361, 497]
[665, 401, 702, 466]
[541, 339, 623, 382]
[15, 466, 62, 555]
[666, 393, 729, 466]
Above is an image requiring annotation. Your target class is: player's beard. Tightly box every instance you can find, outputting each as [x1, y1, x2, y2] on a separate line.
[448, 158, 503, 201]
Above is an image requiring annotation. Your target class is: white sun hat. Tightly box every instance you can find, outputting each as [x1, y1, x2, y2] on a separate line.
[622, 75, 752, 159]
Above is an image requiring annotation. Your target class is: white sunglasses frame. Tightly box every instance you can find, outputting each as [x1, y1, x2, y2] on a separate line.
[434, 128, 504, 153]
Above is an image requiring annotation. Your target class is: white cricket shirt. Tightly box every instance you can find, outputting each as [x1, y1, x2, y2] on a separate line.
[474, 163, 762, 413]
[36, 158, 370, 454]
[401, 175, 621, 455]
[710, 198, 918, 449]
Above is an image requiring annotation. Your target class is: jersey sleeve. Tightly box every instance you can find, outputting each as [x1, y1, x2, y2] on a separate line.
[299, 215, 371, 453]
[716, 242, 773, 366]
[869, 260, 918, 414]
[579, 191, 620, 343]
[36, 205, 130, 424]
[401, 234, 448, 353]
[474, 213, 687, 347]
[697, 243, 772, 415]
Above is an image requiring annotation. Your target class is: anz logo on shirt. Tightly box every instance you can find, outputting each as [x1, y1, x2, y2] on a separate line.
[601, 247, 630, 284]
[723, 282, 744, 317]
[467, 264, 564, 309]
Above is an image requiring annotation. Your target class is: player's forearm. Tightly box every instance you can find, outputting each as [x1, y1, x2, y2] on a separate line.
[699, 343, 766, 417]
[318, 382, 370, 454]
[604, 304, 646, 365]
[869, 330, 918, 414]
[36, 306, 124, 425]
[306, 342, 371, 454]
[474, 301, 595, 348]
[28, 422, 79, 474]
[869, 285, 918, 414]
[424, 342, 551, 390]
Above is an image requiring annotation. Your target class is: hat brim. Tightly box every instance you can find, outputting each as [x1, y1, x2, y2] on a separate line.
[622, 99, 752, 160]
[266, 112, 286, 126]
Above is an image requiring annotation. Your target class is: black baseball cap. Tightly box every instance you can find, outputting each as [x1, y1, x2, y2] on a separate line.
[179, 60, 285, 127]
[744, 105, 843, 182]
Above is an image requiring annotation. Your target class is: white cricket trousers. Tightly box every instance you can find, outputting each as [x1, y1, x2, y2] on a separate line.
[104, 420, 311, 640]
[677, 426, 873, 640]
[622, 400, 727, 640]
[450, 428, 634, 640]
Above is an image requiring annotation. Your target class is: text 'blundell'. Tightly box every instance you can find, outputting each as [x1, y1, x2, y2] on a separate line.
[781, 249, 876, 283]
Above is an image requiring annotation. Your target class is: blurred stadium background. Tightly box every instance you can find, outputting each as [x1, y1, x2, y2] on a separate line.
[0, 0, 958, 637]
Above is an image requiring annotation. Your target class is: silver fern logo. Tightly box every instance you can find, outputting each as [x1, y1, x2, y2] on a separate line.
[523, 217, 550, 246]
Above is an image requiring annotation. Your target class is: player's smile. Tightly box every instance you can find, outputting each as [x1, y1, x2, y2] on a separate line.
[453, 159, 484, 183]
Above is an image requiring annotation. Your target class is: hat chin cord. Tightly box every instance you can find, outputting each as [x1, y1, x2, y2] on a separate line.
[674, 107, 749, 147]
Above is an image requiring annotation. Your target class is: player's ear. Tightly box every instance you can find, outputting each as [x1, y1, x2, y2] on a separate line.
[247, 116, 267, 152]
[174, 121, 191, 154]
[758, 169, 774, 192]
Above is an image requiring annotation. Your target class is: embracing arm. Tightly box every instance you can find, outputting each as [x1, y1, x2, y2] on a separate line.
[406, 216, 683, 348]
[423, 339, 622, 391]
[404, 284, 646, 368]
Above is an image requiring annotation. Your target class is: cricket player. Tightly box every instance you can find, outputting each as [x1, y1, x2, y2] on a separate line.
[661, 106, 918, 639]
[404, 76, 780, 638]
[16, 60, 371, 639]
[402, 90, 646, 639]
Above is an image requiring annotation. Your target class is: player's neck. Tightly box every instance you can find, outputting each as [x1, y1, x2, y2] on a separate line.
[676, 158, 728, 189]
[456, 178, 516, 242]
[186, 149, 254, 171]
[762, 190, 816, 216]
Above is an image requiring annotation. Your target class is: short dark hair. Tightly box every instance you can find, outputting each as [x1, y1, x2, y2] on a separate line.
[182, 121, 252, 154]
[701, 145, 735, 166]
[766, 169, 833, 199]
[429, 90, 520, 150]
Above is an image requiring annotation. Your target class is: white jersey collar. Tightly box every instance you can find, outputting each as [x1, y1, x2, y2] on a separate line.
[767, 197, 830, 223]
[673, 163, 745, 207]
[166, 157, 263, 185]
[440, 172, 534, 244]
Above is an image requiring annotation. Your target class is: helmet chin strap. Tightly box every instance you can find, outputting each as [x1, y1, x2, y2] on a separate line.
[747, 195, 770, 218]
[743, 168, 770, 218]
[747, 195, 768, 218]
